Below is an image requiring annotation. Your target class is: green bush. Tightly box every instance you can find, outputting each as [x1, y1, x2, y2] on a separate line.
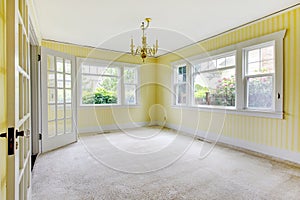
[82, 87, 117, 104]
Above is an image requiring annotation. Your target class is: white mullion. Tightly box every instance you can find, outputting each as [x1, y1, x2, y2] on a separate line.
[120, 67, 124, 105]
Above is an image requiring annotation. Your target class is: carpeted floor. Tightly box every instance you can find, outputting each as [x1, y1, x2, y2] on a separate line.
[32, 127, 300, 200]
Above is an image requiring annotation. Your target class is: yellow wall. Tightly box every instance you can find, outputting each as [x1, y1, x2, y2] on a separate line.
[157, 7, 300, 154]
[0, 0, 7, 198]
[42, 40, 158, 132]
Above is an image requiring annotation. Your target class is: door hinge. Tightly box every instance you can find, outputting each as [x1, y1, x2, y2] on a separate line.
[0, 132, 6, 138]
[8, 127, 15, 155]
[38, 54, 41, 62]
[39, 133, 42, 140]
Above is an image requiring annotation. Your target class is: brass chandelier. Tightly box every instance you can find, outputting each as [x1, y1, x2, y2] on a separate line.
[130, 18, 158, 62]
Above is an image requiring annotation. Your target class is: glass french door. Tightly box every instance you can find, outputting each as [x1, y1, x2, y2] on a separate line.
[41, 48, 77, 152]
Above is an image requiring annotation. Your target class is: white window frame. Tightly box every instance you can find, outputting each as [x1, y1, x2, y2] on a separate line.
[172, 30, 286, 119]
[243, 41, 275, 111]
[123, 66, 139, 105]
[173, 63, 190, 106]
[191, 51, 236, 108]
[77, 58, 140, 107]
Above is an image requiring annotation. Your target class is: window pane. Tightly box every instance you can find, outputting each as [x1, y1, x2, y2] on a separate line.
[48, 105, 56, 121]
[177, 66, 186, 82]
[48, 88, 55, 104]
[82, 64, 90, 73]
[47, 55, 55, 71]
[261, 59, 274, 73]
[57, 89, 64, 103]
[90, 66, 98, 74]
[98, 67, 118, 76]
[194, 68, 235, 106]
[124, 68, 137, 84]
[248, 76, 273, 109]
[48, 121, 56, 138]
[177, 84, 186, 104]
[81, 76, 118, 104]
[208, 60, 216, 70]
[57, 73, 64, 88]
[261, 45, 274, 61]
[226, 56, 235, 66]
[65, 89, 72, 103]
[57, 119, 64, 135]
[248, 49, 260, 63]
[56, 57, 64, 72]
[247, 62, 260, 75]
[65, 60, 71, 74]
[57, 104, 64, 119]
[217, 58, 226, 68]
[65, 74, 71, 88]
[200, 62, 208, 71]
[48, 72, 55, 87]
[125, 85, 136, 104]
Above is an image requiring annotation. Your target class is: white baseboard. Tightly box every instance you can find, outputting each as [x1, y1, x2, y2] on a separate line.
[164, 122, 300, 165]
[78, 121, 149, 134]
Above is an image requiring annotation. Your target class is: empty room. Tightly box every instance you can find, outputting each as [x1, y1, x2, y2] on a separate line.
[1, 0, 300, 199]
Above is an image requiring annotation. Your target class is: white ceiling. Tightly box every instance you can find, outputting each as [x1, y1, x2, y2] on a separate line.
[33, 0, 299, 56]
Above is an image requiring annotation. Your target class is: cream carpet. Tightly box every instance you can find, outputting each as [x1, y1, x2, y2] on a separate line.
[32, 127, 300, 200]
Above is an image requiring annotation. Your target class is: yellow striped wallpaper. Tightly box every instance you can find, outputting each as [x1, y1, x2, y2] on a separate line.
[0, 0, 7, 198]
[42, 41, 157, 131]
[157, 6, 300, 153]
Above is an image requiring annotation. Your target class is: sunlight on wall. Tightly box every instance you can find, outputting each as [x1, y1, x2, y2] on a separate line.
[157, 7, 300, 153]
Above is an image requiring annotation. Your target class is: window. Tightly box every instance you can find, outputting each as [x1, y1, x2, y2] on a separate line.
[172, 30, 285, 118]
[174, 65, 187, 105]
[124, 67, 138, 104]
[244, 42, 274, 109]
[78, 58, 138, 106]
[193, 53, 236, 107]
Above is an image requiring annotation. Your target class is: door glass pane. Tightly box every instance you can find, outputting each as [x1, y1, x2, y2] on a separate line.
[57, 104, 64, 119]
[248, 76, 273, 109]
[65, 74, 71, 88]
[48, 72, 55, 87]
[57, 89, 64, 103]
[66, 104, 72, 118]
[48, 89, 56, 104]
[48, 105, 56, 121]
[65, 60, 71, 74]
[57, 73, 64, 88]
[66, 118, 72, 133]
[57, 119, 64, 135]
[47, 55, 55, 71]
[65, 89, 72, 103]
[48, 121, 56, 138]
[56, 57, 64, 72]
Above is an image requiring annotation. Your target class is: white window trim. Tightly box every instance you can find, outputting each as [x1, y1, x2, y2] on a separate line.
[173, 64, 190, 106]
[191, 51, 236, 107]
[77, 57, 140, 107]
[171, 30, 286, 119]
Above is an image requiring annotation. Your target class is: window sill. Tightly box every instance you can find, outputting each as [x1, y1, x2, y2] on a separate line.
[171, 105, 283, 119]
[79, 104, 142, 109]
